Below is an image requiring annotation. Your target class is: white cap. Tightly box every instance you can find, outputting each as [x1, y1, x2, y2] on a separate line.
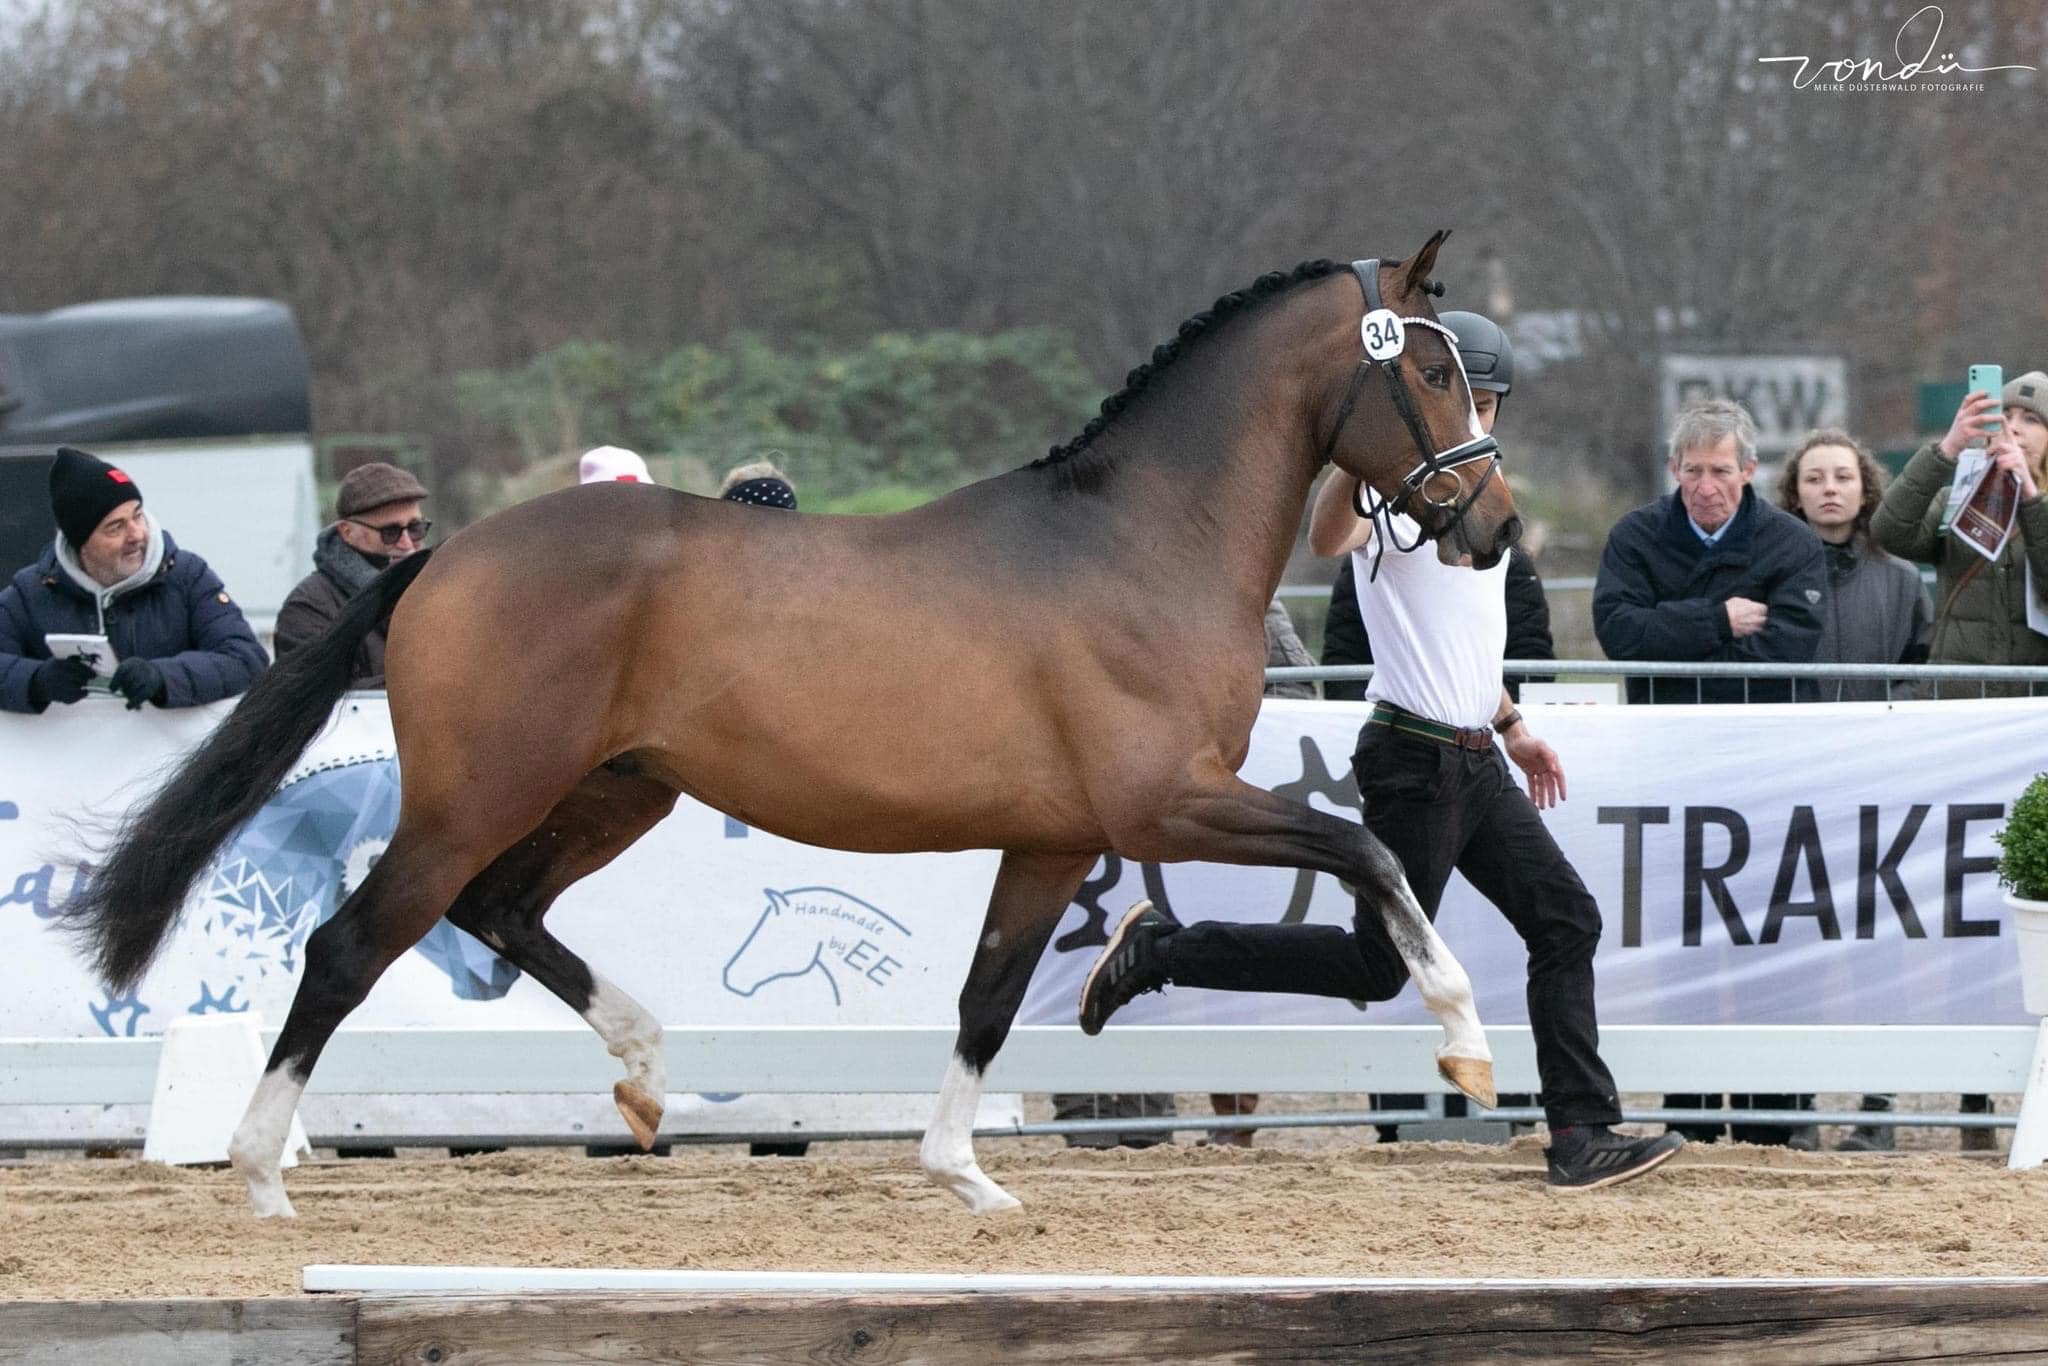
[578, 446, 652, 485]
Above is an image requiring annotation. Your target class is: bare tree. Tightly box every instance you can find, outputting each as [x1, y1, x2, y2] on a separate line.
[3, 0, 2040, 504]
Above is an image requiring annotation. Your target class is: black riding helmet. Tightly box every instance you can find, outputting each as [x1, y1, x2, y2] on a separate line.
[1438, 310, 1514, 397]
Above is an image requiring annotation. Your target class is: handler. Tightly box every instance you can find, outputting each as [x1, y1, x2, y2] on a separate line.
[1078, 311, 1684, 1191]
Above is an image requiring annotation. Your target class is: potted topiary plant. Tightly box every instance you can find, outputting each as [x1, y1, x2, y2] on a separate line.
[1998, 772, 2048, 1014]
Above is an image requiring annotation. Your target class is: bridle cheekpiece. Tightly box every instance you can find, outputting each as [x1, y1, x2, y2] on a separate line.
[1317, 258, 1503, 576]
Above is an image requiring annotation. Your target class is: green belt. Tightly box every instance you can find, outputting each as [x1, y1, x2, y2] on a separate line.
[1366, 703, 1495, 751]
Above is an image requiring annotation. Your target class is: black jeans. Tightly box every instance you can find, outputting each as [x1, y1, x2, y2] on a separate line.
[1155, 723, 1623, 1130]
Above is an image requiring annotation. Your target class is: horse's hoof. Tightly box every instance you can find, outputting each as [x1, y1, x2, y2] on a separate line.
[947, 1179, 1021, 1215]
[1436, 1054, 1497, 1110]
[925, 1164, 1022, 1214]
[613, 1080, 664, 1150]
[973, 1190, 1023, 1215]
[244, 1183, 297, 1219]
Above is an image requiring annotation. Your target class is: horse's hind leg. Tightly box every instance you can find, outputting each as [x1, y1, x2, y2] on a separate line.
[440, 758, 681, 1148]
[922, 850, 1094, 1213]
[229, 822, 500, 1217]
[1124, 770, 1494, 1106]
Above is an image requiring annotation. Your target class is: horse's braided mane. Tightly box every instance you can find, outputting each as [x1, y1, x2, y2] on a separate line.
[1031, 258, 1349, 469]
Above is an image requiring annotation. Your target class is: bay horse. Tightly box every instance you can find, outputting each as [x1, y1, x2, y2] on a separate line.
[69, 235, 1519, 1217]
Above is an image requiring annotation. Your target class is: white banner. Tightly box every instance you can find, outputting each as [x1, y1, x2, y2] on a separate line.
[0, 698, 1015, 1140]
[2, 695, 2040, 1136]
[1021, 698, 2041, 1030]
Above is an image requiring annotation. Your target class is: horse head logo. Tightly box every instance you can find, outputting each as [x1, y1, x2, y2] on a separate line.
[721, 885, 911, 1006]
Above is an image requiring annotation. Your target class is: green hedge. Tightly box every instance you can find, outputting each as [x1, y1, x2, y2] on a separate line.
[457, 329, 1099, 507]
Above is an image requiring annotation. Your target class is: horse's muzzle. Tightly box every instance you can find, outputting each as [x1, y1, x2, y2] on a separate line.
[1437, 513, 1521, 570]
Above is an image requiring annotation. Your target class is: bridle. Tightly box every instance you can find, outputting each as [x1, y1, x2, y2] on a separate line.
[1316, 258, 1503, 576]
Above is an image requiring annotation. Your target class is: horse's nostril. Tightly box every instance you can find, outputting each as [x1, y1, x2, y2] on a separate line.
[1497, 516, 1524, 550]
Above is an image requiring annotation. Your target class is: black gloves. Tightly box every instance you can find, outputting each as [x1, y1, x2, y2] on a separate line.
[110, 657, 166, 710]
[29, 655, 94, 710]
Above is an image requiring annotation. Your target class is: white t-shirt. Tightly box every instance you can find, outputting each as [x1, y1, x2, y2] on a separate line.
[1352, 515, 1508, 729]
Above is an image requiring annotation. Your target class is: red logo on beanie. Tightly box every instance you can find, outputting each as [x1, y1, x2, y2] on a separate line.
[108, 470, 132, 484]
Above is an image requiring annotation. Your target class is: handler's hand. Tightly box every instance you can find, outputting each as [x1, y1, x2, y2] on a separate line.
[1725, 596, 1768, 637]
[1505, 730, 1566, 810]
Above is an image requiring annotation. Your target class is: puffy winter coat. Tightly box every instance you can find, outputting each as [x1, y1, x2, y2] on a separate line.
[1870, 441, 2048, 689]
[275, 525, 392, 687]
[1592, 487, 1826, 703]
[0, 532, 267, 712]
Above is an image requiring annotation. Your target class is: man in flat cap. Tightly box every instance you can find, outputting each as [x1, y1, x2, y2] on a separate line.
[276, 461, 432, 688]
[0, 445, 267, 713]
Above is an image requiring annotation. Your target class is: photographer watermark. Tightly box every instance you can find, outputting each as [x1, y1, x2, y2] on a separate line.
[1757, 5, 2035, 93]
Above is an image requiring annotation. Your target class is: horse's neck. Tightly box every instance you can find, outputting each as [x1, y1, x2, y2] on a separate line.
[1097, 351, 1320, 614]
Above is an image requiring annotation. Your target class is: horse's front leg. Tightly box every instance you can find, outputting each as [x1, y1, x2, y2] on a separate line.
[922, 850, 1093, 1213]
[1121, 771, 1494, 1107]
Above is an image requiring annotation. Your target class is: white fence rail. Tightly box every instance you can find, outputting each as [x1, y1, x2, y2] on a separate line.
[5, 1025, 2041, 1107]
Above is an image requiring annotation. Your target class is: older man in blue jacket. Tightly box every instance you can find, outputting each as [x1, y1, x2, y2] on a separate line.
[0, 446, 267, 713]
[1594, 399, 1826, 703]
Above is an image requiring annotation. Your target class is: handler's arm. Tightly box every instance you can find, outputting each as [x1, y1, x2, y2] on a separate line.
[1491, 686, 1521, 733]
[1309, 470, 1374, 557]
[1495, 688, 1565, 808]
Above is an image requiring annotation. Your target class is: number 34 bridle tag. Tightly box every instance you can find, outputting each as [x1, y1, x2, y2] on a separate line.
[1360, 308, 1406, 362]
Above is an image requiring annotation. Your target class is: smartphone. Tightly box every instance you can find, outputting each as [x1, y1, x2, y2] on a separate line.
[1968, 364, 2004, 433]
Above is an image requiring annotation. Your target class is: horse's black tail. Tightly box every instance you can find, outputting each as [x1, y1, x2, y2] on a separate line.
[65, 548, 437, 994]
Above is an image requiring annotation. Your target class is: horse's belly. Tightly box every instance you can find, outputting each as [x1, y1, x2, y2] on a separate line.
[646, 726, 1097, 856]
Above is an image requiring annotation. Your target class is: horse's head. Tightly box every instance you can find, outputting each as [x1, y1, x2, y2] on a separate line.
[1317, 231, 1520, 569]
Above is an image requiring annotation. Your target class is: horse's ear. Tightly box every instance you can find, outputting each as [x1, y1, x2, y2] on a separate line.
[1401, 229, 1452, 300]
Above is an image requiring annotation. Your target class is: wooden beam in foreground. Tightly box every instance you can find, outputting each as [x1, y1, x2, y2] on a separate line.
[351, 1281, 2048, 1364]
[0, 1297, 353, 1366]
[10, 1280, 2048, 1365]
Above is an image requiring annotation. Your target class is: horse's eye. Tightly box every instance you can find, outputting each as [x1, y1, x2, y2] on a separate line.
[1422, 365, 1450, 389]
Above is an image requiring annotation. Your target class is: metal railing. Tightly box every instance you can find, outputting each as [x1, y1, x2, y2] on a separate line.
[1268, 659, 2048, 702]
[1276, 573, 1942, 600]
[0, 1104, 2003, 1150]
[5, 1025, 2031, 1147]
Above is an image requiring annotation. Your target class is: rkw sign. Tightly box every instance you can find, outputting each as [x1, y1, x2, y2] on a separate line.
[1660, 355, 1848, 458]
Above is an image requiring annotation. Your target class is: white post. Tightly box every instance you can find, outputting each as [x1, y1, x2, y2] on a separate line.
[2008, 1017, 2048, 1170]
[144, 1014, 310, 1167]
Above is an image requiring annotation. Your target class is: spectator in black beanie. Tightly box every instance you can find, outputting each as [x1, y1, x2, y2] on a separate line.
[0, 446, 266, 713]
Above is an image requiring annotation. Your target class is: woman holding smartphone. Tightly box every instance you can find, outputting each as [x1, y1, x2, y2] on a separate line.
[1872, 369, 2048, 1152]
[1871, 370, 2048, 694]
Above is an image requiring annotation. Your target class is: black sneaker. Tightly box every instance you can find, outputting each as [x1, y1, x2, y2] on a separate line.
[1077, 901, 1178, 1036]
[1545, 1125, 1685, 1192]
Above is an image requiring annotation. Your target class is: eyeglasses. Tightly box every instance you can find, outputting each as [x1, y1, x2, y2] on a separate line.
[348, 517, 432, 546]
